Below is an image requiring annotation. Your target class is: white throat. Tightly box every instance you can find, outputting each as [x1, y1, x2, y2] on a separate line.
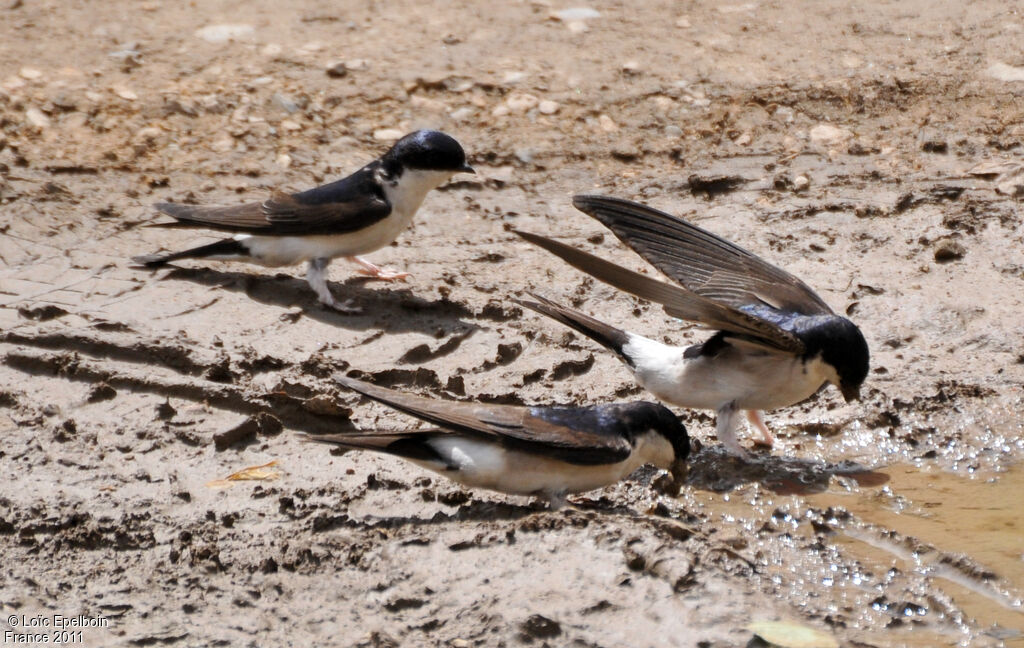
[382, 168, 455, 219]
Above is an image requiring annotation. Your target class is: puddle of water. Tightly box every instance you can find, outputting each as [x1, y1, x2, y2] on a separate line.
[809, 464, 1024, 646]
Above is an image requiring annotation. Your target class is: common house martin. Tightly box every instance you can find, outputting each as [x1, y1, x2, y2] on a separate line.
[133, 130, 474, 312]
[516, 194, 869, 454]
[305, 375, 690, 506]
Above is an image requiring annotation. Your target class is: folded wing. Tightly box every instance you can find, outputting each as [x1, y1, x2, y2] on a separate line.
[334, 375, 634, 465]
[150, 168, 391, 235]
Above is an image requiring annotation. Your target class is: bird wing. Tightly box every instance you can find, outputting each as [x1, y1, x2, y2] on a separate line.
[150, 167, 391, 235]
[571, 195, 835, 316]
[515, 230, 804, 353]
[335, 375, 634, 465]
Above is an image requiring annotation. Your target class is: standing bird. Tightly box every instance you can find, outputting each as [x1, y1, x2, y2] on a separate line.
[515, 195, 869, 455]
[305, 375, 690, 507]
[133, 130, 474, 312]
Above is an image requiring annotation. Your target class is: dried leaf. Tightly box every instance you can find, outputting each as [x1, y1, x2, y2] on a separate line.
[747, 620, 839, 648]
[206, 460, 281, 488]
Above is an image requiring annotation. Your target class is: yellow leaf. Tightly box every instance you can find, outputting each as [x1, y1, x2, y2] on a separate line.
[206, 460, 281, 488]
[747, 620, 839, 648]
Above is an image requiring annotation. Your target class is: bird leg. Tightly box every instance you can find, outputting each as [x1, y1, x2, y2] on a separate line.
[306, 258, 360, 313]
[347, 256, 411, 282]
[715, 402, 748, 456]
[746, 409, 775, 447]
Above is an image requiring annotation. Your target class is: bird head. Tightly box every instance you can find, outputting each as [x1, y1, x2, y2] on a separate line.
[384, 130, 474, 176]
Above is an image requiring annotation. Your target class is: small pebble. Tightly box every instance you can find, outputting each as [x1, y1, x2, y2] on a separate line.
[271, 92, 298, 114]
[810, 123, 853, 147]
[502, 71, 526, 85]
[25, 107, 50, 128]
[505, 93, 538, 113]
[553, 7, 601, 21]
[793, 175, 810, 191]
[987, 62, 1024, 82]
[113, 85, 138, 101]
[325, 62, 347, 78]
[449, 106, 475, 121]
[621, 60, 642, 75]
[195, 24, 254, 43]
[538, 100, 559, 115]
[933, 238, 965, 262]
[598, 114, 618, 132]
[373, 128, 404, 142]
[19, 66, 42, 80]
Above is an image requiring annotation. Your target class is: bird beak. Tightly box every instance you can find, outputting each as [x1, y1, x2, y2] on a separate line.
[670, 461, 689, 487]
[840, 383, 861, 403]
[459, 164, 476, 174]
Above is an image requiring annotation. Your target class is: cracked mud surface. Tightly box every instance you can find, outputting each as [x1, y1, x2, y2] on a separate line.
[2, 1, 1023, 646]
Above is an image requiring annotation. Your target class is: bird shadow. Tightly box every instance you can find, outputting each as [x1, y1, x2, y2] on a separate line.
[313, 499, 548, 533]
[684, 445, 890, 495]
[157, 265, 478, 334]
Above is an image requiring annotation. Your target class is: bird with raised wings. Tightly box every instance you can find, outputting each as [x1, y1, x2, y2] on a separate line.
[516, 195, 869, 454]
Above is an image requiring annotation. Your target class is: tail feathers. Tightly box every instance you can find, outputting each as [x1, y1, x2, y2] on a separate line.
[301, 430, 449, 465]
[516, 293, 635, 367]
[131, 238, 249, 268]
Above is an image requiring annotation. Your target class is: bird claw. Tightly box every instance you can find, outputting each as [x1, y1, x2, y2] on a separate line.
[321, 297, 362, 314]
[355, 267, 411, 282]
[348, 256, 410, 282]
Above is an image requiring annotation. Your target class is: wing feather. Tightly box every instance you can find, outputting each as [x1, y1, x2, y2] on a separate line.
[335, 375, 634, 465]
[572, 195, 835, 315]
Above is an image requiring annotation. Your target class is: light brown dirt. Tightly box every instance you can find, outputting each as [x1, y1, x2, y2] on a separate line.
[2, 1, 1023, 646]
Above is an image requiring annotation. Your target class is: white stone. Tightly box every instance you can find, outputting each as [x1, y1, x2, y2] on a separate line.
[19, 67, 43, 80]
[373, 128, 404, 142]
[410, 95, 449, 112]
[793, 175, 810, 191]
[809, 123, 853, 147]
[449, 106, 475, 121]
[505, 93, 539, 112]
[598, 114, 618, 132]
[553, 7, 600, 21]
[987, 62, 1024, 82]
[25, 107, 50, 128]
[113, 85, 138, 101]
[195, 24, 254, 43]
[538, 100, 560, 115]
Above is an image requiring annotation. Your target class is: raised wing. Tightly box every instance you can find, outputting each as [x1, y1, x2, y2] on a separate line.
[572, 195, 834, 316]
[334, 375, 634, 465]
[515, 230, 804, 353]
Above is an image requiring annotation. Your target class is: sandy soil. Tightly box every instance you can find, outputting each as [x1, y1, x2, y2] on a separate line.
[2, 0, 1023, 646]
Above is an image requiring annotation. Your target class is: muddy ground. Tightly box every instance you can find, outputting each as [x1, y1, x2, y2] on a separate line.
[2, 0, 1023, 646]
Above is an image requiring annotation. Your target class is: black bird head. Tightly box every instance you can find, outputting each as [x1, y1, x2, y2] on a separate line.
[623, 401, 691, 464]
[800, 316, 870, 403]
[383, 130, 474, 175]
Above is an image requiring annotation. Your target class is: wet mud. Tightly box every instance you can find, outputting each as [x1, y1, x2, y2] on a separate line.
[2, 0, 1023, 646]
